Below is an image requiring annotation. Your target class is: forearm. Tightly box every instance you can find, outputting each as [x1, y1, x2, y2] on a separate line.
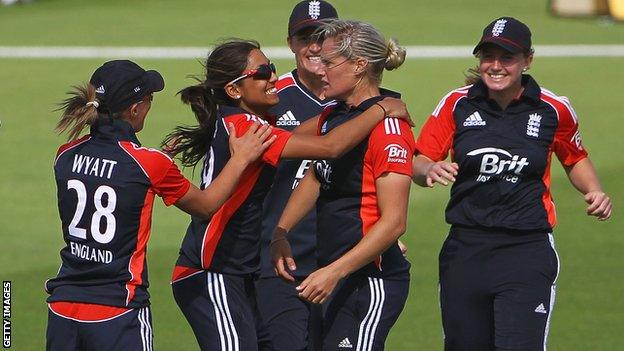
[175, 157, 248, 218]
[276, 170, 320, 232]
[320, 103, 385, 158]
[412, 154, 434, 186]
[564, 157, 603, 194]
[293, 116, 320, 135]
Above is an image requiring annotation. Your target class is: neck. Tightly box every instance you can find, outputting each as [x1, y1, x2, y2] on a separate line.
[297, 69, 326, 99]
[489, 80, 524, 110]
[345, 77, 380, 107]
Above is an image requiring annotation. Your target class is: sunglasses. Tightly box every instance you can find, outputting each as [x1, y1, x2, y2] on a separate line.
[228, 63, 276, 85]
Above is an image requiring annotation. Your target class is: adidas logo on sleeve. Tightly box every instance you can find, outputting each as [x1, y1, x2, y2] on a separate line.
[338, 337, 353, 348]
[276, 110, 301, 126]
[534, 303, 548, 314]
[463, 111, 486, 127]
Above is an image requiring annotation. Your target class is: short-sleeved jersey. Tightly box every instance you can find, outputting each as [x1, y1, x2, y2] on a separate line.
[172, 106, 292, 281]
[415, 75, 588, 232]
[46, 119, 190, 309]
[258, 70, 336, 279]
[314, 90, 414, 280]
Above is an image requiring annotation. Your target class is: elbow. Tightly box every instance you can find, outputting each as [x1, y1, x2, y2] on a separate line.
[195, 208, 216, 220]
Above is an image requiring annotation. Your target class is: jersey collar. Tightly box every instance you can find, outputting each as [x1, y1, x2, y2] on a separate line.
[468, 74, 541, 103]
[90, 118, 140, 145]
[347, 88, 402, 112]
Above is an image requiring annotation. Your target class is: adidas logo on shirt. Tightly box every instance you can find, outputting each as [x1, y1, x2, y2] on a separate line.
[338, 337, 353, 348]
[463, 111, 486, 127]
[95, 85, 105, 94]
[534, 303, 547, 314]
[276, 110, 300, 126]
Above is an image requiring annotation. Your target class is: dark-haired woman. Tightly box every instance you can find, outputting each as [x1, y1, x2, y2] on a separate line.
[166, 39, 410, 351]
[412, 17, 612, 351]
[45, 60, 275, 351]
[271, 20, 414, 350]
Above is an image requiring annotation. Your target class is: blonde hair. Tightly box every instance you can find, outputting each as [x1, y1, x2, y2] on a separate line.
[316, 19, 406, 82]
[55, 83, 99, 141]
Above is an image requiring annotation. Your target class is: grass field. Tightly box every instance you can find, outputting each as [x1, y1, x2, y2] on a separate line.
[1, 1, 622, 350]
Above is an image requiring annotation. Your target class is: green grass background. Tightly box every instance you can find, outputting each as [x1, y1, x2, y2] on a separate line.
[1, 1, 622, 350]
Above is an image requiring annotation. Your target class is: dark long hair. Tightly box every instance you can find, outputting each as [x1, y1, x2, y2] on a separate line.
[162, 39, 260, 167]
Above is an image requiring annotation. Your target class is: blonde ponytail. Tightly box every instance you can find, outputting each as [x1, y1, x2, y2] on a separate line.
[55, 83, 99, 141]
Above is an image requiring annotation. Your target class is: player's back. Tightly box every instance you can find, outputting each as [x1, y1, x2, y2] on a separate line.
[47, 119, 164, 308]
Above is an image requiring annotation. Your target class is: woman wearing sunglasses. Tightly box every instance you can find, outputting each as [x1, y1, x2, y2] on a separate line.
[165, 39, 410, 351]
[271, 20, 414, 350]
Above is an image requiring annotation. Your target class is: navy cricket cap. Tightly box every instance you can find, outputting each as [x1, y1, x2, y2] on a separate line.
[288, 0, 338, 37]
[473, 17, 532, 55]
[89, 60, 165, 114]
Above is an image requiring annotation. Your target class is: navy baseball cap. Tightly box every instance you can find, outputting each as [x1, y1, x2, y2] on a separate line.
[288, 0, 338, 37]
[89, 60, 165, 114]
[473, 17, 532, 55]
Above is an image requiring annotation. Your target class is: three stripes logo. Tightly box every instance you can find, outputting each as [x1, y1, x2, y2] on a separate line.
[383, 118, 401, 135]
[338, 337, 353, 348]
[95, 85, 105, 94]
[463, 111, 486, 127]
[276, 110, 300, 126]
[534, 303, 548, 314]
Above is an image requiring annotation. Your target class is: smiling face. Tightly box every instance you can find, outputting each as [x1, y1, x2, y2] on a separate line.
[288, 27, 324, 78]
[233, 49, 279, 116]
[317, 36, 359, 101]
[479, 45, 532, 97]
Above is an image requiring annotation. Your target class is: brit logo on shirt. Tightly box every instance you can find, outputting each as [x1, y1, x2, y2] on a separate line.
[526, 113, 541, 137]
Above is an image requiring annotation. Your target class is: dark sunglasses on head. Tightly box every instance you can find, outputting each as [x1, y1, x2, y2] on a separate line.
[228, 63, 276, 85]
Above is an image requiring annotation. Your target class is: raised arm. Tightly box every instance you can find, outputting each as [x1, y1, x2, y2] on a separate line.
[297, 172, 411, 304]
[174, 122, 276, 218]
[563, 157, 612, 220]
[271, 168, 321, 282]
[281, 97, 411, 159]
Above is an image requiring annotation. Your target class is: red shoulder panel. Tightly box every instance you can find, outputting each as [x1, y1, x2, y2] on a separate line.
[275, 75, 296, 93]
[415, 89, 465, 161]
[54, 135, 91, 166]
[540, 91, 588, 166]
[224, 113, 292, 167]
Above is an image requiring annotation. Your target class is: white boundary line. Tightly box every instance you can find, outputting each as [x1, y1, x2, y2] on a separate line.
[1, 45, 624, 59]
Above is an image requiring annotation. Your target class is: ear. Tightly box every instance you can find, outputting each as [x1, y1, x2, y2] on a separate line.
[224, 83, 242, 100]
[524, 54, 534, 70]
[354, 58, 368, 75]
[129, 103, 140, 118]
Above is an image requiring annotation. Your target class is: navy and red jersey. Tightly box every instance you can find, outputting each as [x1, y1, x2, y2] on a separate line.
[46, 119, 190, 309]
[313, 90, 414, 280]
[416, 75, 588, 232]
[258, 70, 336, 279]
[172, 105, 292, 281]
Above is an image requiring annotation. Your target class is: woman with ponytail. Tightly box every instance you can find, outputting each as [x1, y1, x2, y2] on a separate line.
[46, 60, 274, 351]
[167, 38, 411, 350]
[270, 20, 414, 350]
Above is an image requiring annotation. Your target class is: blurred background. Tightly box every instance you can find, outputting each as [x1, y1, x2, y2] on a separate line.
[0, 0, 622, 349]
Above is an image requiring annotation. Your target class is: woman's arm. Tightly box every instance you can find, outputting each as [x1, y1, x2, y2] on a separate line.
[174, 123, 276, 218]
[293, 116, 320, 135]
[412, 154, 458, 187]
[563, 157, 612, 220]
[296, 172, 412, 304]
[281, 98, 411, 159]
[271, 169, 321, 282]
